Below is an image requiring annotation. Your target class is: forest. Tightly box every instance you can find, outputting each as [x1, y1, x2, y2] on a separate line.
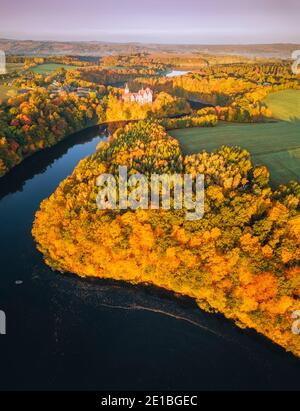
[1, 50, 299, 357]
[0, 87, 102, 176]
[32, 120, 300, 357]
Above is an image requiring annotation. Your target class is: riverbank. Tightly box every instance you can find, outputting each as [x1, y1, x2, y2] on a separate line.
[0, 117, 99, 178]
[0, 102, 212, 179]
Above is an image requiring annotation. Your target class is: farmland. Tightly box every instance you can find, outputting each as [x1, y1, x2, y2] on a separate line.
[264, 89, 300, 121]
[170, 89, 300, 186]
[170, 121, 300, 186]
[31, 63, 80, 74]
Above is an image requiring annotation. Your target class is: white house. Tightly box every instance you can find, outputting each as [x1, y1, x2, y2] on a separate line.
[122, 83, 153, 104]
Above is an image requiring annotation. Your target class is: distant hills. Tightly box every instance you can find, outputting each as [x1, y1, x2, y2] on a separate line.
[0, 38, 299, 58]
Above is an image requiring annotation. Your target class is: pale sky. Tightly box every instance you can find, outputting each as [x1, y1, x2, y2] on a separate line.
[0, 0, 299, 44]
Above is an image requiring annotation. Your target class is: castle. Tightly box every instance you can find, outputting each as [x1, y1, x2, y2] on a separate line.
[122, 84, 153, 105]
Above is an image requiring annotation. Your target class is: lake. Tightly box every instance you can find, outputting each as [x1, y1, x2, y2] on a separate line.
[166, 70, 189, 77]
[0, 126, 300, 390]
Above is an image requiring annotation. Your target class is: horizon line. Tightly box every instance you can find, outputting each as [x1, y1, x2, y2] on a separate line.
[1, 37, 300, 47]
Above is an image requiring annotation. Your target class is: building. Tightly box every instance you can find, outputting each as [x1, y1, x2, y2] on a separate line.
[122, 83, 153, 104]
[76, 87, 91, 97]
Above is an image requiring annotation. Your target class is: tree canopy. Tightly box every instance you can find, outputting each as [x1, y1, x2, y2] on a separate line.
[32, 120, 300, 357]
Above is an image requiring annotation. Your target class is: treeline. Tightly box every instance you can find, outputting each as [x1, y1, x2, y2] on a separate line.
[32, 120, 300, 357]
[75, 66, 164, 86]
[160, 113, 218, 129]
[199, 62, 299, 84]
[144, 52, 251, 70]
[101, 53, 167, 72]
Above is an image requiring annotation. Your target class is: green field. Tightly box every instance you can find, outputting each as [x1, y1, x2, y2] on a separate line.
[170, 121, 300, 186]
[31, 63, 80, 74]
[264, 89, 300, 121]
[170, 89, 300, 186]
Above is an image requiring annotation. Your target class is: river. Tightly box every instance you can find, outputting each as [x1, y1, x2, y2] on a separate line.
[166, 70, 189, 77]
[0, 125, 300, 390]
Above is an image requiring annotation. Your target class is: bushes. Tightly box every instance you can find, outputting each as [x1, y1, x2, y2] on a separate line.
[160, 114, 218, 130]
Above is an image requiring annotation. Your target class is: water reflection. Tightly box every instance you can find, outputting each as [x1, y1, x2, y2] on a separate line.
[0, 125, 105, 201]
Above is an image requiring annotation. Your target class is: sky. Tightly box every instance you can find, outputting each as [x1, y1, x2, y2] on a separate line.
[0, 0, 299, 44]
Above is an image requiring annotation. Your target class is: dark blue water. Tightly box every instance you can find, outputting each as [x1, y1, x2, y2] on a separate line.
[0, 126, 300, 390]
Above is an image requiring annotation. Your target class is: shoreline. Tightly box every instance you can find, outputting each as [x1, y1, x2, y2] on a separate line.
[0, 118, 100, 179]
[46, 264, 300, 360]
